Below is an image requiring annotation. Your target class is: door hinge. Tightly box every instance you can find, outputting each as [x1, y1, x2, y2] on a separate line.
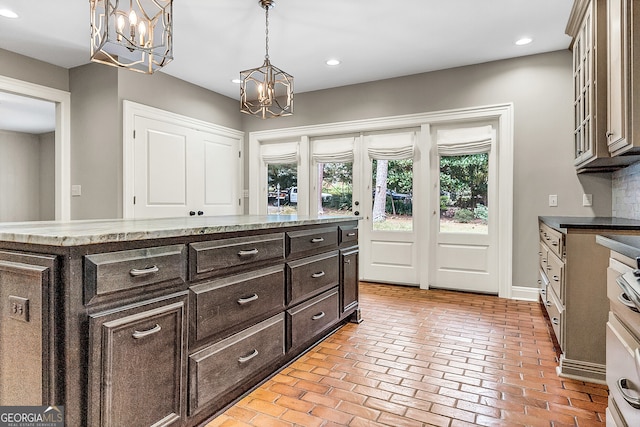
[239, 198, 241, 206]
[133, 196, 136, 205]
[133, 130, 136, 139]
[238, 151, 241, 158]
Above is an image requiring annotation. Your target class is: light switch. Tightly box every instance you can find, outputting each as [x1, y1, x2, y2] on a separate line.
[71, 185, 82, 197]
[583, 194, 593, 207]
[549, 195, 558, 207]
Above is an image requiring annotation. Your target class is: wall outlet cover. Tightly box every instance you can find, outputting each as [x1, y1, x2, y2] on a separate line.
[583, 194, 593, 207]
[549, 195, 558, 207]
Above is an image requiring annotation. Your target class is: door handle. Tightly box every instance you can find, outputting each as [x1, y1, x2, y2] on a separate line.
[189, 211, 196, 216]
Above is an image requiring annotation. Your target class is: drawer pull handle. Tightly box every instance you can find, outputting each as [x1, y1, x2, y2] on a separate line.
[237, 294, 259, 305]
[618, 293, 640, 312]
[345, 259, 351, 265]
[312, 312, 326, 321]
[551, 241, 558, 246]
[238, 249, 259, 257]
[347, 232, 356, 237]
[617, 378, 640, 409]
[552, 275, 560, 282]
[538, 252, 543, 256]
[545, 301, 551, 307]
[311, 271, 325, 279]
[616, 275, 640, 312]
[551, 317, 559, 325]
[311, 237, 325, 243]
[540, 289, 546, 295]
[132, 324, 161, 339]
[129, 265, 159, 277]
[238, 349, 259, 364]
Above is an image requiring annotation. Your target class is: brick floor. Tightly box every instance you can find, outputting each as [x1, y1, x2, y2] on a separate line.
[204, 282, 608, 426]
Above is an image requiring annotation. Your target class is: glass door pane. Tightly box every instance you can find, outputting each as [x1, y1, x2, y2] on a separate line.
[371, 159, 413, 231]
[267, 163, 297, 214]
[316, 162, 353, 215]
[439, 153, 488, 233]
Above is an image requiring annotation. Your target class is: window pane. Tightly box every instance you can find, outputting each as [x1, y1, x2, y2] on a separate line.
[371, 159, 413, 232]
[267, 163, 298, 215]
[439, 153, 488, 234]
[317, 162, 353, 216]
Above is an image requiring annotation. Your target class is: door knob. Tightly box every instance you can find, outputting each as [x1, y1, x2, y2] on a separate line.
[189, 211, 196, 216]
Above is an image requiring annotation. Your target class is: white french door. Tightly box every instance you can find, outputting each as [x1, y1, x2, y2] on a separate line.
[359, 131, 420, 285]
[428, 124, 498, 294]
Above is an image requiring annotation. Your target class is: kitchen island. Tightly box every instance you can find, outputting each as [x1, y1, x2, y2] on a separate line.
[0, 215, 360, 427]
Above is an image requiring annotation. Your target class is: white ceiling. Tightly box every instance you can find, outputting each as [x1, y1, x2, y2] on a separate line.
[0, 0, 574, 132]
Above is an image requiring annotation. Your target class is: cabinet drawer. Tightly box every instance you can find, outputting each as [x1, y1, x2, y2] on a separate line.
[545, 287, 564, 349]
[539, 222, 564, 259]
[608, 263, 640, 336]
[84, 245, 186, 303]
[188, 314, 285, 415]
[546, 251, 565, 303]
[189, 233, 284, 280]
[287, 251, 339, 305]
[288, 288, 339, 350]
[190, 265, 285, 343]
[286, 227, 338, 257]
[539, 269, 549, 306]
[538, 241, 548, 273]
[88, 292, 188, 427]
[339, 225, 358, 245]
[606, 313, 640, 426]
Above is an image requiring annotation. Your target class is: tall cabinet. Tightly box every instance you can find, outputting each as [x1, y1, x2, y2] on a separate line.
[566, 0, 640, 172]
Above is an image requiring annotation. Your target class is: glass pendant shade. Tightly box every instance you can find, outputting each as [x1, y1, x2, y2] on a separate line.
[90, 0, 173, 74]
[240, 59, 294, 119]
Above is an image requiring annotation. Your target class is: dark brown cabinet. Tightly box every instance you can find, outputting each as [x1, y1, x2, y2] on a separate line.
[88, 292, 188, 427]
[0, 217, 358, 427]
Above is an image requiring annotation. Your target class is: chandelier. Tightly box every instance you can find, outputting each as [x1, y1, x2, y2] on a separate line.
[240, 0, 294, 119]
[90, 0, 173, 74]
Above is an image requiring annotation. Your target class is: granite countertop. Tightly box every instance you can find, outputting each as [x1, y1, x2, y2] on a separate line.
[596, 234, 640, 262]
[539, 216, 640, 231]
[0, 215, 358, 247]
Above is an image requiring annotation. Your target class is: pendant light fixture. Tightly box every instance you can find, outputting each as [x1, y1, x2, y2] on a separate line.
[90, 0, 173, 74]
[240, 0, 294, 119]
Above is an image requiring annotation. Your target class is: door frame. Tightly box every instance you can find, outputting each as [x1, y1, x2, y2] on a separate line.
[122, 101, 245, 218]
[0, 76, 71, 221]
[248, 103, 514, 298]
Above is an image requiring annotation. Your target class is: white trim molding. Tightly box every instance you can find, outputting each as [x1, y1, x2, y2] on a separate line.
[0, 76, 71, 221]
[249, 103, 515, 298]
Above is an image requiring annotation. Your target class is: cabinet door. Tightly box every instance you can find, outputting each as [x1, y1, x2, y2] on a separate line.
[340, 247, 359, 316]
[0, 251, 56, 406]
[88, 292, 188, 427]
[607, 0, 629, 154]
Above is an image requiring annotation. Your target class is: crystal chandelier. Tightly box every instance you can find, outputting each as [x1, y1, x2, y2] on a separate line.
[90, 0, 173, 74]
[240, 0, 294, 119]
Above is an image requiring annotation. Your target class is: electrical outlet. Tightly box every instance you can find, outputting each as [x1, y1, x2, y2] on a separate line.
[8, 296, 29, 322]
[549, 195, 558, 207]
[583, 193, 593, 207]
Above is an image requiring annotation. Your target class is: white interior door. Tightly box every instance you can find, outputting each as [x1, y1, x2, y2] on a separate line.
[429, 124, 498, 294]
[359, 131, 419, 285]
[134, 117, 190, 218]
[133, 116, 242, 218]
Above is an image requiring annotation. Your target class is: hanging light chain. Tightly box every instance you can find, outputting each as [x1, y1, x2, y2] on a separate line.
[264, 6, 270, 60]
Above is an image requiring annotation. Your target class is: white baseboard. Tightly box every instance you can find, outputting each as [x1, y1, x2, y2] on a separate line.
[510, 286, 540, 301]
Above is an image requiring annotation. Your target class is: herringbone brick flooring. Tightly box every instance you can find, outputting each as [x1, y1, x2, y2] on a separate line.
[204, 282, 608, 426]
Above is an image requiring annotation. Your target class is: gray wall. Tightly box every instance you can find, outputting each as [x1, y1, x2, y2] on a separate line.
[242, 50, 613, 289]
[0, 48, 69, 91]
[0, 130, 55, 222]
[67, 64, 241, 219]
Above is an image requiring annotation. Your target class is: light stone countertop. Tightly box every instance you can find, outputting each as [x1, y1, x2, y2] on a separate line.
[0, 215, 359, 247]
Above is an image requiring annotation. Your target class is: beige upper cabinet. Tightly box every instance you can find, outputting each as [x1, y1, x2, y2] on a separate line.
[606, 0, 640, 156]
[566, 0, 640, 172]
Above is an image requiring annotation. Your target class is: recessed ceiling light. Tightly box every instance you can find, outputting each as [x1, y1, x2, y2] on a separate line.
[0, 8, 18, 19]
[515, 37, 533, 46]
[326, 59, 341, 66]
[231, 78, 241, 84]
